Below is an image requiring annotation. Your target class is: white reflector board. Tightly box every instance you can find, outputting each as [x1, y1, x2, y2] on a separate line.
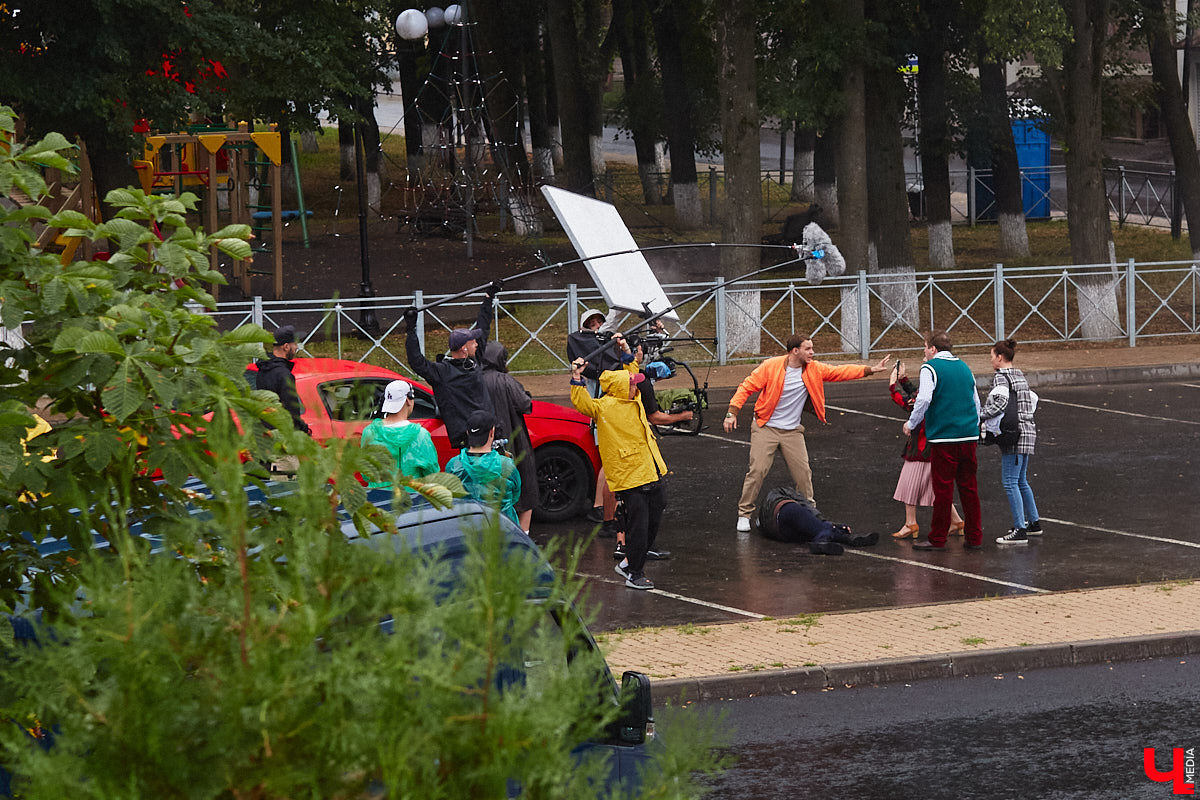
[541, 186, 678, 322]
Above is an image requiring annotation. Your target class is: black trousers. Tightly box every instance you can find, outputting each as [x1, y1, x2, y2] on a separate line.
[617, 481, 665, 575]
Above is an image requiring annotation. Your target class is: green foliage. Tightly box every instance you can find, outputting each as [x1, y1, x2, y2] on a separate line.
[0, 107, 298, 609]
[0, 467, 695, 798]
[0, 110, 726, 797]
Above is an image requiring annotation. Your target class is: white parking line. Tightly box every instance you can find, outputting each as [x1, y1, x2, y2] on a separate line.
[826, 404, 904, 422]
[844, 549, 1050, 593]
[1037, 398, 1200, 426]
[577, 573, 766, 619]
[1040, 517, 1200, 549]
[1179, 384, 1200, 389]
[699, 431, 749, 446]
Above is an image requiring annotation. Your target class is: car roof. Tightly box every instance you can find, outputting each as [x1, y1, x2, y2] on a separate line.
[30, 478, 553, 589]
[293, 358, 404, 380]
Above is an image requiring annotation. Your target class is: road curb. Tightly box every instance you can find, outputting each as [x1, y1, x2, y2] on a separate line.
[650, 631, 1200, 703]
[1020, 362, 1200, 390]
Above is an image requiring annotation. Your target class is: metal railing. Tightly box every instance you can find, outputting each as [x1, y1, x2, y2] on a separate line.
[211, 259, 1200, 373]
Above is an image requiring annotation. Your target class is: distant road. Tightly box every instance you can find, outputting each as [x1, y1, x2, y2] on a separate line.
[686, 655, 1200, 799]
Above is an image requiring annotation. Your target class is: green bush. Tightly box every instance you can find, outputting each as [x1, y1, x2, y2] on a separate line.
[0, 107, 726, 798]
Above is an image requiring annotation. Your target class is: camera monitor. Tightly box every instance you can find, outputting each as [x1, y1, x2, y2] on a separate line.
[541, 186, 679, 322]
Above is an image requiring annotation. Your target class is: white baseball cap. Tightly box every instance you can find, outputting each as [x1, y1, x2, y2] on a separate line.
[381, 380, 415, 413]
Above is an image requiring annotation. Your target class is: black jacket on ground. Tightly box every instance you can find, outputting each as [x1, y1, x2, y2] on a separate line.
[406, 295, 495, 448]
[756, 487, 827, 542]
[254, 355, 312, 435]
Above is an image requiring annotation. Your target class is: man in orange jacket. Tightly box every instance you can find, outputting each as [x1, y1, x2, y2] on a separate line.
[724, 335, 891, 532]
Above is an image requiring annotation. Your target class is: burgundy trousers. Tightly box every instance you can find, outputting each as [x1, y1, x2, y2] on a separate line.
[929, 441, 982, 546]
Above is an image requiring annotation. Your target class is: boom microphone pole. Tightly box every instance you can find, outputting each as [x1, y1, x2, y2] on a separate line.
[575, 248, 818, 366]
[403, 241, 809, 316]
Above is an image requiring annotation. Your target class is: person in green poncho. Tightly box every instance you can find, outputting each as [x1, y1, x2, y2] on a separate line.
[445, 409, 521, 525]
[360, 380, 440, 488]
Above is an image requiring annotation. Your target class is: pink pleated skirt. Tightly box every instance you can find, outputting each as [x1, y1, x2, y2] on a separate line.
[893, 459, 935, 507]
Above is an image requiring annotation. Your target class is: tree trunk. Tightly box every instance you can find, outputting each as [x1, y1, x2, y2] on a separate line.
[545, 0, 597, 194]
[395, 42, 427, 173]
[814, 131, 838, 227]
[836, 0, 869, 352]
[1056, 0, 1119, 338]
[354, 98, 384, 213]
[613, 0, 664, 205]
[1145, 0, 1200, 259]
[866, 63, 918, 329]
[542, 35, 564, 171]
[472, 0, 534, 193]
[524, 22, 555, 181]
[715, 0, 762, 355]
[650, 0, 703, 227]
[917, 43, 954, 269]
[792, 126, 815, 202]
[82, 135, 140, 223]
[978, 57, 1030, 257]
[338, 119, 355, 181]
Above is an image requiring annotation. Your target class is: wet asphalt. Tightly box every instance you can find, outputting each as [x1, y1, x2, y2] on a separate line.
[689, 655, 1200, 799]
[528, 378, 1200, 632]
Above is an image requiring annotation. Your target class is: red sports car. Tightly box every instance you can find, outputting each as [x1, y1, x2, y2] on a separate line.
[253, 358, 599, 522]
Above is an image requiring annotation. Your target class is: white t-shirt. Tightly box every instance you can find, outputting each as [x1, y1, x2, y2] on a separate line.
[767, 366, 808, 430]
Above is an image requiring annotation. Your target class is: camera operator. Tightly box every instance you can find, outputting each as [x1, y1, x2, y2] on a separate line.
[567, 308, 624, 394]
[568, 308, 626, 528]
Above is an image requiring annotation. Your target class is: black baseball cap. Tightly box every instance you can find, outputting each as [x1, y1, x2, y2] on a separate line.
[465, 409, 494, 447]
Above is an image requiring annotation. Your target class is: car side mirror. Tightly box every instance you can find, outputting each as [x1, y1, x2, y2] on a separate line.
[618, 671, 654, 744]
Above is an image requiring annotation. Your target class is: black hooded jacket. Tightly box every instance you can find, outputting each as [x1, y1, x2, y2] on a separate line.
[253, 355, 312, 435]
[481, 341, 537, 512]
[406, 294, 495, 447]
[481, 341, 532, 442]
[756, 487, 826, 542]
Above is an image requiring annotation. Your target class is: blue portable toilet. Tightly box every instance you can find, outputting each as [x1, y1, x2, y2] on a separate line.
[974, 116, 1051, 221]
[1012, 118, 1050, 219]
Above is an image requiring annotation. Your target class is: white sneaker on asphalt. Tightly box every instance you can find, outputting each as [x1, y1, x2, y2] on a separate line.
[736, 517, 751, 533]
[614, 560, 632, 580]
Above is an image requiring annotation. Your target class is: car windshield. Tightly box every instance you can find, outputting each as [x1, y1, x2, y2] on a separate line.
[319, 379, 437, 421]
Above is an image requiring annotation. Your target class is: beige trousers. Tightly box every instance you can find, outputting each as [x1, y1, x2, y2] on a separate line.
[737, 423, 813, 517]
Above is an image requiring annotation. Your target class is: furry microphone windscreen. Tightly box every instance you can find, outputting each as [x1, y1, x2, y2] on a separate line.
[801, 222, 847, 282]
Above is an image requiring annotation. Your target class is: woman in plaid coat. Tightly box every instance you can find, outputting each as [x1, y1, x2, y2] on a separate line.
[981, 339, 1042, 546]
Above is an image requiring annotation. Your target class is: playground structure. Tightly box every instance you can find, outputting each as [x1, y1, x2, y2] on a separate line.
[2, 136, 100, 266]
[135, 127, 308, 300]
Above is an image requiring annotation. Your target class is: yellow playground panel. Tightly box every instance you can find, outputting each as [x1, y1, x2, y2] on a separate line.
[136, 128, 285, 299]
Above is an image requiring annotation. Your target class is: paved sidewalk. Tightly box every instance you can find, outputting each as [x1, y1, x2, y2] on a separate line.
[600, 581, 1200, 701]
[539, 339, 1200, 699]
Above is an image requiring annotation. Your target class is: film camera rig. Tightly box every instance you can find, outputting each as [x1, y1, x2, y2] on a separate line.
[634, 330, 712, 436]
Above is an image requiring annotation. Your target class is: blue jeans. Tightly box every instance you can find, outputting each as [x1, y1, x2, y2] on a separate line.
[1000, 453, 1039, 529]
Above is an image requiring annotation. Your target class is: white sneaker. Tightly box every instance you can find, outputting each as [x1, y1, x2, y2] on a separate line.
[736, 517, 751, 533]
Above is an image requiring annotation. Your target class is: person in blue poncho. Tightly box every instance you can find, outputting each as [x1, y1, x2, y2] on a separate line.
[445, 409, 521, 525]
[359, 380, 439, 488]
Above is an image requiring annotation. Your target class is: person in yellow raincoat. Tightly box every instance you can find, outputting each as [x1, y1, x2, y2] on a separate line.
[569, 334, 666, 591]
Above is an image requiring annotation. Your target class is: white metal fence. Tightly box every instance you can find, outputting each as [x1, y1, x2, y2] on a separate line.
[211, 259, 1200, 375]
